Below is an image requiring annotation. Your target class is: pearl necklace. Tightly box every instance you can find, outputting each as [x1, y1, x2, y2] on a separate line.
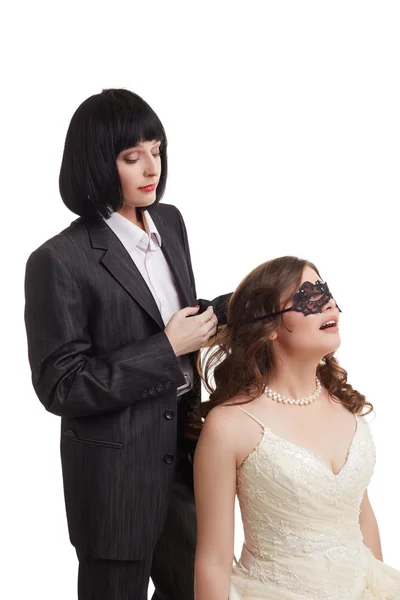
[264, 378, 322, 406]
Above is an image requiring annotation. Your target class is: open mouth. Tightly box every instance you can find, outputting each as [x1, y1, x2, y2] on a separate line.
[320, 320, 337, 331]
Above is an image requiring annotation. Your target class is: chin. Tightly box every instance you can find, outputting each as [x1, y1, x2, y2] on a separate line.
[139, 196, 157, 208]
[313, 337, 340, 361]
[324, 338, 341, 357]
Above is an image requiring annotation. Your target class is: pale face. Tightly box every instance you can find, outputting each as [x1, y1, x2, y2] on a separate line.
[273, 265, 341, 360]
[116, 140, 161, 209]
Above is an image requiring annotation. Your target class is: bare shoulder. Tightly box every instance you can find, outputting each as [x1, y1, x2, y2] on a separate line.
[204, 396, 250, 432]
[197, 396, 250, 450]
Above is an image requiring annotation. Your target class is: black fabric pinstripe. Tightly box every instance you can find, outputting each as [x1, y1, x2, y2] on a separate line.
[25, 203, 230, 597]
[76, 454, 196, 599]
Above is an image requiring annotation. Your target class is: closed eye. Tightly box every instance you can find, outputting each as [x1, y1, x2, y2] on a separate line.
[125, 152, 160, 164]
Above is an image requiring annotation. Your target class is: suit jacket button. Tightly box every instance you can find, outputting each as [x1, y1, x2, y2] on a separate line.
[164, 454, 174, 465]
[148, 387, 156, 396]
[164, 409, 175, 420]
[141, 391, 149, 398]
[164, 381, 171, 390]
[156, 384, 163, 393]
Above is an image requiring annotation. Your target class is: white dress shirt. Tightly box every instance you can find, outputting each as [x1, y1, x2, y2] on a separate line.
[105, 210, 193, 395]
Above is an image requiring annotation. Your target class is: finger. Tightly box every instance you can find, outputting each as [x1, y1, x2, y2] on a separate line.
[197, 306, 214, 325]
[203, 319, 218, 339]
[180, 305, 200, 318]
[206, 315, 218, 329]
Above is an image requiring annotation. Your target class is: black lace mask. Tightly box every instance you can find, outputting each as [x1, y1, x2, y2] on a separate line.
[230, 280, 340, 327]
[288, 280, 340, 316]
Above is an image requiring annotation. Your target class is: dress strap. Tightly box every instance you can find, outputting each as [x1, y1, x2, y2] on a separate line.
[236, 406, 266, 430]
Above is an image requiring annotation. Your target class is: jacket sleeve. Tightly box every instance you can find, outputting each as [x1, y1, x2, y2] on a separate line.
[24, 247, 185, 419]
[175, 208, 232, 325]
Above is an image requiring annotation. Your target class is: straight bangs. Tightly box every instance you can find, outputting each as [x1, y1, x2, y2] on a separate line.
[107, 91, 167, 156]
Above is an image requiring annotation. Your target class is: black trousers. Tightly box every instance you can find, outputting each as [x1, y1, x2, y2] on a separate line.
[77, 456, 196, 600]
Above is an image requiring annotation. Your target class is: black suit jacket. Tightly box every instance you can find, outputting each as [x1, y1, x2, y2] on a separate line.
[24, 203, 230, 560]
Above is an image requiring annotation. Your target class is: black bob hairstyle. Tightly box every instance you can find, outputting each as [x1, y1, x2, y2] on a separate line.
[59, 88, 168, 219]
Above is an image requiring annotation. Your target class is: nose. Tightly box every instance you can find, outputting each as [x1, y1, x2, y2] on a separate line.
[143, 153, 159, 178]
[323, 297, 336, 312]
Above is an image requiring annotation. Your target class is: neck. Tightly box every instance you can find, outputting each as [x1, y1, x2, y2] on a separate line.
[267, 358, 320, 400]
[118, 206, 145, 230]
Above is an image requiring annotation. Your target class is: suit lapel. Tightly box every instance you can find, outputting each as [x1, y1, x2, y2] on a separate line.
[85, 216, 165, 329]
[150, 210, 196, 308]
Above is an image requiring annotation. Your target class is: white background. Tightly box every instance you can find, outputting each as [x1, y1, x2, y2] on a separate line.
[2, 1, 399, 598]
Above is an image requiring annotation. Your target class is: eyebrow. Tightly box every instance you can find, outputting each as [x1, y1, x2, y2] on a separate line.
[121, 142, 160, 156]
[133, 140, 161, 148]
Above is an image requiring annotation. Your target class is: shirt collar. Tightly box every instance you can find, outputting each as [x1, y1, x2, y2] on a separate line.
[105, 210, 162, 253]
[144, 210, 162, 247]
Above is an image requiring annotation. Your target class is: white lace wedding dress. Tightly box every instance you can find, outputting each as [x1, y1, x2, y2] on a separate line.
[230, 408, 400, 599]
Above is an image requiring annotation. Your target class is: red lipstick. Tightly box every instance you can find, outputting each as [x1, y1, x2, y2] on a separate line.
[138, 184, 156, 193]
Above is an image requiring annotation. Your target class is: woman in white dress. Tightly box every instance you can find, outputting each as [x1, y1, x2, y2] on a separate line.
[194, 256, 400, 600]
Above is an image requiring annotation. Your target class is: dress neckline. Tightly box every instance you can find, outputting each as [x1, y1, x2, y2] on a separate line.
[238, 413, 359, 479]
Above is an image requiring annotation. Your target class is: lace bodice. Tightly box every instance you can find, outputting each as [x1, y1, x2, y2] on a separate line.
[231, 411, 400, 599]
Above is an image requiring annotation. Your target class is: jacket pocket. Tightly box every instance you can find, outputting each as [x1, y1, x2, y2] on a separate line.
[63, 429, 123, 449]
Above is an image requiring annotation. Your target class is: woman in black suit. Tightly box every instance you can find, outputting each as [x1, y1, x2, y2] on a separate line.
[24, 88, 230, 600]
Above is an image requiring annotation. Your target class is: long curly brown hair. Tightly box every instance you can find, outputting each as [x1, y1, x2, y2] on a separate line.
[197, 256, 373, 421]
